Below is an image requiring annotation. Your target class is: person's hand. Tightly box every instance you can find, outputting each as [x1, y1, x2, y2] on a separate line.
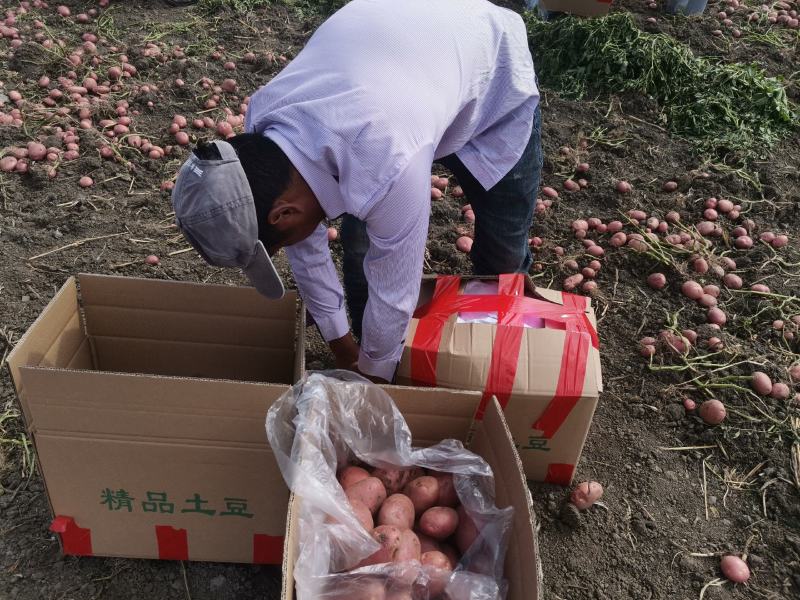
[328, 333, 388, 383]
[329, 332, 361, 370]
[353, 366, 389, 385]
[523, 274, 537, 298]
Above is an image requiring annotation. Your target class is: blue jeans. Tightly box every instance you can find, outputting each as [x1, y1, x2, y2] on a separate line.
[342, 105, 543, 340]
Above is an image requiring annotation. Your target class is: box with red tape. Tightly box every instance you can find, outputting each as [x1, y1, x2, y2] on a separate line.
[396, 274, 603, 485]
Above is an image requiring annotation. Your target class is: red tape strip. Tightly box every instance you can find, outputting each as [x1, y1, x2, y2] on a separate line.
[155, 525, 188, 561]
[410, 275, 461, 387]
[50, 516, 92, 556]
[253, 534, 284, 564]
[409, 275, 598, 438]
[475, 274, 525, 419]
[544, 463, 576, 486]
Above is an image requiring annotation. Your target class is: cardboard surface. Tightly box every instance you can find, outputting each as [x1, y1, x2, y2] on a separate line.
[280, 388, 541, 600]
[396, 276, 603, 484]
[6, 274, 304, 564]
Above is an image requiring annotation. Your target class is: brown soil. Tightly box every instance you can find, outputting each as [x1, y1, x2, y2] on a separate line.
[1, 1, 798, 599]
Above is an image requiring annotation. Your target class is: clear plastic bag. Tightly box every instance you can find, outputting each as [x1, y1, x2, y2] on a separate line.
[266, 371, 514, 600]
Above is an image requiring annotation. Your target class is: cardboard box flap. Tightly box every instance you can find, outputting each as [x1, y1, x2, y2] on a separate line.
[382, 385, 482, 443]
[91, 336, 295, 384]
[6, 277, 84, 420]
[532, 285, 565, 306]
[20, 367, 288, 446]
[77, 273, 297, 321]
[294, 308, 306, 382]
[82, 305, 295, 348]
[281, 493, 301, 600]
[470, 398, 542, 600]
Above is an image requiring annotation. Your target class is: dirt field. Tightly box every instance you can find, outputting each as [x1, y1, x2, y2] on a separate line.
[1, 1, 798, 599]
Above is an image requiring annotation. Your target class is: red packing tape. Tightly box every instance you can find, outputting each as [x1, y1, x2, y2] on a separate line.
[155, 525, 188, 561]
[50, 516, 93, 556]
[410, 275, 461, 387]
[475, 274, 526, 419]
[409, 275, 598, 438]
[545, 463, 576, 486]
[253, 534, 284, 564]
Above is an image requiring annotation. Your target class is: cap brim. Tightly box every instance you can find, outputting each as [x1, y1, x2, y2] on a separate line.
[243, 240, 285, 299]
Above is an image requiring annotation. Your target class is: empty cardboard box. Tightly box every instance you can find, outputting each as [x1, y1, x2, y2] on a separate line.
[7, 274, 305, 564]
[396, 275, 602, 485]
[280, 385, 542, 600]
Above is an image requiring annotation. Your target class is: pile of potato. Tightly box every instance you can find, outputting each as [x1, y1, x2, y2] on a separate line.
[336, 464, 481, 592]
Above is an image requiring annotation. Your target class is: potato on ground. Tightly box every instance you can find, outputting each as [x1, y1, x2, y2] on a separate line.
[338, 465, 370, 490]
[419, 506, 459, 540]
[430, 471, 459, 506]
[346, 477, 387, 514]
[403, 476, 439, 515]
[378, 494, 415, 530]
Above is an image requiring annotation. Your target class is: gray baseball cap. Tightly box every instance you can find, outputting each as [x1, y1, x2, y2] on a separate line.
[171, 140, 285, 299]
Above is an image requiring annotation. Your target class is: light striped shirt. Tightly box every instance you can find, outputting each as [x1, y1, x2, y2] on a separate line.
[245, 0, 539, 380]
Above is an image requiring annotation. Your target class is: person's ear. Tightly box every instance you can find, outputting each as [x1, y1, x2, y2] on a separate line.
[267, 204, 298, 229]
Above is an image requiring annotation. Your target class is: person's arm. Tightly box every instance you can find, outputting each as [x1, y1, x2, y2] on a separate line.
[358, 148, 434, 382]
[283, 224, 360, 368]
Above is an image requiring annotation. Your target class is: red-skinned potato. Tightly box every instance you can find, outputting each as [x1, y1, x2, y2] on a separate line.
[440, 543, 459, 569]
[403, 476, 439, 515]
[325, 578, 385, 600]
[328, 498, 374, 531]
[378, 494, 415, 530]
[420, 563, 452, 598]
[751, 371, 772, 395]
[346, 477, 387, 515]
[430, 471, 459, 506]
[421, 550, 453, 570]
[454, 505, 480, 554]
[570, 481, 604, 510]
[340, 499, 374, 532]
[720, 555, 750, 583]
[699, 399, 726, 425]
[419, 506, 459, 540]
[372, 467, 414, 494]
[417, 533, 441, 554]
[338, 466, 370, 490]
[359, 525, 403, 566]
[395, 529, 421, 562]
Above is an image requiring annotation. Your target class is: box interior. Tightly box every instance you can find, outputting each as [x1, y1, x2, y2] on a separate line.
[9, 274, 302, 399]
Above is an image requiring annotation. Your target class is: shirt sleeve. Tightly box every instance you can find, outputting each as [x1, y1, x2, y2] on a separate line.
[283, 223, 350, 342]
[358, 148, 433, 381]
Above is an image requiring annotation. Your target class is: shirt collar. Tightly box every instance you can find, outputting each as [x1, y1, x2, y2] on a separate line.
[264, 128, 347, 220]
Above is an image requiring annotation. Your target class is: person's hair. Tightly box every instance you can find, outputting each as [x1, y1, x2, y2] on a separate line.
[193, 134, 294, 250]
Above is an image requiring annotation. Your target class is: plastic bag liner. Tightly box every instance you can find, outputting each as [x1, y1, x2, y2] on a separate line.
[266, 371, 514, 600]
